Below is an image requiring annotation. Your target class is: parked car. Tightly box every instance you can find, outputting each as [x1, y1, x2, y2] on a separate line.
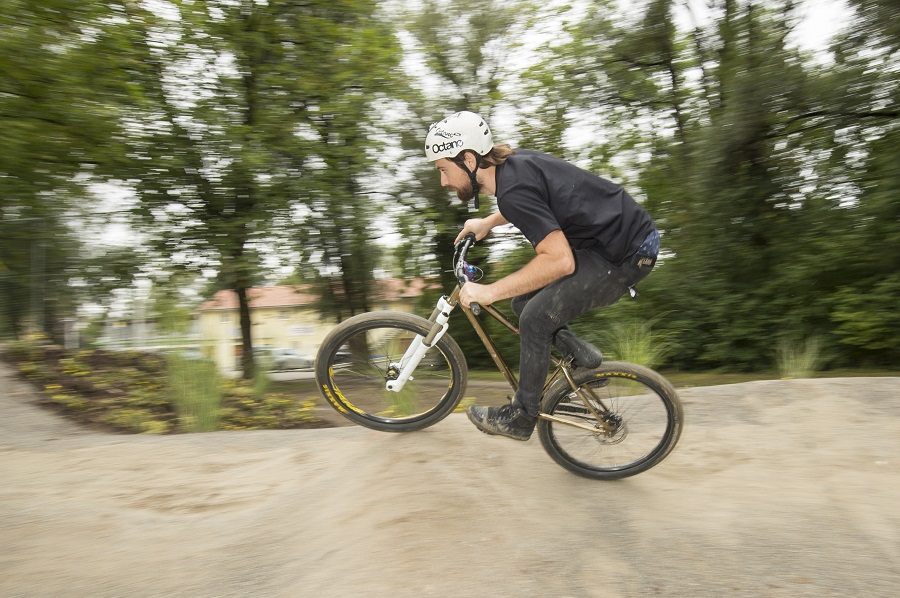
[254, 347, 314, 371]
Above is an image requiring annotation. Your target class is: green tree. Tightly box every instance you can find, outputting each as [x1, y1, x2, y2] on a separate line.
[115, 0, 399, 378]
[523, 0, 898, 371]
[389, 0, 531, 365]
[0, 1, 132, 340]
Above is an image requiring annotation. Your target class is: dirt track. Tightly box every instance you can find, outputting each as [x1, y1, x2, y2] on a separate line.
[2, 360, 899, 597]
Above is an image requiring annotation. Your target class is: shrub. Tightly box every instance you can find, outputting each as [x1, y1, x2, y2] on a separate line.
[1, 343, 323, 434]
[220, 380, 320, 430]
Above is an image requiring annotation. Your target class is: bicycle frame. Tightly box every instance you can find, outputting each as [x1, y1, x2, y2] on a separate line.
[389, 234, 617, 434]
[316, 233, 683, 479]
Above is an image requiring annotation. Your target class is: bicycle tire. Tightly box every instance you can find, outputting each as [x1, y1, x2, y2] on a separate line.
[537, 361, 683, 480]
[315, 311, 468, 432]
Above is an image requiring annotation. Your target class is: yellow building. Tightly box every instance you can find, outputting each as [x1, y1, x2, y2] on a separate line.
[197, 280, 433, 372]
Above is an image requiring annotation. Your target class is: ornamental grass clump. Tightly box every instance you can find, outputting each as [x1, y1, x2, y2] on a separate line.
[167, 353, 222, 432]
[777, 336, 825, 380]
[598, 317, 677, 370]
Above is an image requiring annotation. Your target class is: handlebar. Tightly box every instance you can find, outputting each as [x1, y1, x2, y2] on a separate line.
[453, 233, 482, 315]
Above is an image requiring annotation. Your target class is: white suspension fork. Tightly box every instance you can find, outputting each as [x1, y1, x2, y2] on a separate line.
[385, 296, 456, 392]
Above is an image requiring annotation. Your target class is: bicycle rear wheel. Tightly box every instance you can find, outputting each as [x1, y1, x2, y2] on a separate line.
[538, 361, 683, 480]
[315, 311, 468, 432]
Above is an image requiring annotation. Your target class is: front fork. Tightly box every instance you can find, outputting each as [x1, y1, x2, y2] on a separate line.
[384, 295, 456, 392]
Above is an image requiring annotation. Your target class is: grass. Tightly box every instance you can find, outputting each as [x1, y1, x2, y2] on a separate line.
[660, 368, 898, 388]
[167, 354, 222, 432]
[345, 367, 898, 390]
[595, 317, 677, 370]
[776, 336, 826, 380]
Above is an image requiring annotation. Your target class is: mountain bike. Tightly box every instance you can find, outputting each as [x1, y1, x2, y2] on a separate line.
[314, 234, 683, 479]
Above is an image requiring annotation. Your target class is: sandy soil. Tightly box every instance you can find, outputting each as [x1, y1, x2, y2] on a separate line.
[2, 360, 899, 597]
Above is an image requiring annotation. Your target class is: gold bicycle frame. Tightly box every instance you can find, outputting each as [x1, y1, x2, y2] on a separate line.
[434, 284, 618, 435]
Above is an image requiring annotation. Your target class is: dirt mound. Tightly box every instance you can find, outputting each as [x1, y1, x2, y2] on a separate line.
[1, 359, 899, 597]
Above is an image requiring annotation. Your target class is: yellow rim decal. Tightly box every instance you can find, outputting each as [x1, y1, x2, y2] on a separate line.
[320, 383, 348, 414]
[595, 371, 637, 380]
[325, 369, 366, 415]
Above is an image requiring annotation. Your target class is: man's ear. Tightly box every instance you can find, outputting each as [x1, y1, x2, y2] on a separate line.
[463, 151, 479, 171]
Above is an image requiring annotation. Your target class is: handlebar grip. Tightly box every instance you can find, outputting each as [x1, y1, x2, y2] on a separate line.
[470, 302, 481, 316]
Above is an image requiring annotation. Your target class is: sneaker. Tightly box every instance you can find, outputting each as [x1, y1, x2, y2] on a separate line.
[466, 402, 536, 441]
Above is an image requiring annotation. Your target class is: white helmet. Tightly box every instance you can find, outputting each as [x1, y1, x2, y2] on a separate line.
[424, 111, 493, 161]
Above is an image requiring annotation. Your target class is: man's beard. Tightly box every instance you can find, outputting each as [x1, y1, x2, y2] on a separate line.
[451, 178, 479, 203]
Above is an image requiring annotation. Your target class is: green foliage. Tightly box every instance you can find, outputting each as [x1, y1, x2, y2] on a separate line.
[0, 1, 149, 341]
[2, 0, 898, 376]
[596, 316, 678, 370]
[523, 0, 900, 372]
[776, 336, 826, 380]
[100, 409, 171, 435]
[115, 0, 403, 377]
[382, 0, 535, 367]
[0, 343, 322, 433]
[218, 382, 320, 431]
[831, 275, 900, 362]
[167, 354, 222, 433]
[251, 353, 274, 398]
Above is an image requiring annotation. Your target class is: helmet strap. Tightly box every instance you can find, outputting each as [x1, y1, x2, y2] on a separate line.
[458, 152, 484, 210]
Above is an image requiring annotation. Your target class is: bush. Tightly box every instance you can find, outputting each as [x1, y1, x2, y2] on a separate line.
[1, 343, 324, 434]
[219, 379, 320, 430]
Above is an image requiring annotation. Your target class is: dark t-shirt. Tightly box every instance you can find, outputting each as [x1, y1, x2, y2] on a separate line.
[495, 150, 655, 265]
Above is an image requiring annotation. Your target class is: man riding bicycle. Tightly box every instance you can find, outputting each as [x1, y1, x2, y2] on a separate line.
[425, 110, 660, 441]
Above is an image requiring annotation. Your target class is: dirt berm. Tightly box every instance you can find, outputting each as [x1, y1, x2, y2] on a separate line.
[1, 361, 898, 597]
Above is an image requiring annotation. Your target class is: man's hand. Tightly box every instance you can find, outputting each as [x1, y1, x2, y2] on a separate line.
[453, 212, 509, 244]
[459, 281, 494, 309]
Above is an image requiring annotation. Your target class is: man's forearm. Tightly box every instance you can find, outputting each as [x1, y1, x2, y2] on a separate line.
[484, 212, 509, 229]
[458, 231, 575, 308]
[486, 252, 570, 302]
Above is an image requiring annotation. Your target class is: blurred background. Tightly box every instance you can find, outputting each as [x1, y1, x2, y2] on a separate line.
[1, 0, 897, 378]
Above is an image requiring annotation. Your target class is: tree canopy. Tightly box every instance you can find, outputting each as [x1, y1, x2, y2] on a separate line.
[2, 0, 896, 371]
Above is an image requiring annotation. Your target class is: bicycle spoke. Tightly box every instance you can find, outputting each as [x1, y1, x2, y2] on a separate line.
[316, 312, 467, 431]
[539, 364, 682, 479]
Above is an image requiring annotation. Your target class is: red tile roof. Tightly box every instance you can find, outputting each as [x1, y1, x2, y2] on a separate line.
[198, 279, 439, 312]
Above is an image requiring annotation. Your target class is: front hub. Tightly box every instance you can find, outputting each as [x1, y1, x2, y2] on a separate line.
[386, 364, 400, 381]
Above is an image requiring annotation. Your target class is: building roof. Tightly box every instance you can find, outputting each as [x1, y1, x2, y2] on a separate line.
[197, 279, 438, 312]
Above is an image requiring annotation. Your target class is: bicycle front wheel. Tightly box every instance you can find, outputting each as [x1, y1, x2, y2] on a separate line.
[315, 311, 468, 432]
[538, 362, 683, 480]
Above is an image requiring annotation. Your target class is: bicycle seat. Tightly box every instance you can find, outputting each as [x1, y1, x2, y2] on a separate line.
[554, 328, 603, 370]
